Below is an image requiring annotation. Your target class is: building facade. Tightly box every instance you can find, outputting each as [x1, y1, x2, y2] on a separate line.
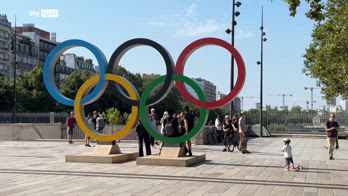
[12, 34, 39, 77]
[193, 78, 216, 102]
[16, 24, 57, 66]
[59, 53, 95, 80]
[0, 14, 11, 80]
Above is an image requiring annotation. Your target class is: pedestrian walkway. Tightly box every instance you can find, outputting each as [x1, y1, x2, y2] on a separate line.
[0, 138, 347, 195]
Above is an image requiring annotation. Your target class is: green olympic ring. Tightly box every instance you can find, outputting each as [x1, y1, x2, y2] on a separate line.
[139, 74, 209, 144]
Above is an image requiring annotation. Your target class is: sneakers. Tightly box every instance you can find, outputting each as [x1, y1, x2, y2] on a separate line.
[329, 157, 335, 160]
[188, 150, 192, 156]
[222, 149, 227, 152]
[85, 144, 91, 147]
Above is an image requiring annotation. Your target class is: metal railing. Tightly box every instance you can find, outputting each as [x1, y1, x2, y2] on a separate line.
[246, 112, 347, 135]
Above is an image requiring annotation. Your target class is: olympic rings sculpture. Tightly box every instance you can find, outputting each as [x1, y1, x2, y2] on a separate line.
[43, 38, 246, 143]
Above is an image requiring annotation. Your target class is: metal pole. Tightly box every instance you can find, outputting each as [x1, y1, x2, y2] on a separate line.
[241, 96, 244, 111]
[12, 16, 17, 123]
[282, 94, 285, 109]
[311, 88, 313, 110]
[230, 0, 236, 116]
[260, 6, 264, 137]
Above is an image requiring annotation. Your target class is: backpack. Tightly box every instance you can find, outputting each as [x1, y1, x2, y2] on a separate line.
[96, 117, 105, 130]
[164, 118, 176, 137]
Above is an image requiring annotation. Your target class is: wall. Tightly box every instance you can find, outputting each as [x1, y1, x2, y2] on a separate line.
[0, 123, 62, 141]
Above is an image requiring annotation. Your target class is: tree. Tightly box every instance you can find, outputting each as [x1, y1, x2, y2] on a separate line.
[282, 0, 325, 21]
[16, 67, 58, 112]
[303, 0, 348, 100]
[290, 105, 302, 113]
[0, 77, 13, 112]
[60, 71, 92, 100]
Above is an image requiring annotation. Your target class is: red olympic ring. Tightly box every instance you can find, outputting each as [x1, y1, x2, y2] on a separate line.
[175, 38, 246, 109]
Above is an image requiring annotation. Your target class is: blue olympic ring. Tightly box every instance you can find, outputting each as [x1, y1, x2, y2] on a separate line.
[43, 39, 107, 106]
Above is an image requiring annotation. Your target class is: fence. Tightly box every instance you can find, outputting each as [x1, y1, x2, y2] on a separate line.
[62, 124, 139, 140]
[0, 112, 67, 124]
[247, 112, 348, 135]
[1, 112, 347, 138]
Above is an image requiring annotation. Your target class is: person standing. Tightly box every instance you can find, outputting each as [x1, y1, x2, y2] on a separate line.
[222, 115, 233, 152]
[215, 115, 223, 142]
[96, 113, 105, 134]
[160, 111, 169, 135]
[149, 108, 159, 148]
[66, 111, 76, 144]
[136, 120, 151, 157]
[239, 111, 250, 154]
[183, 106, 195, 156]
[325, 113, 339, 160]
[84, 113, 93, 147]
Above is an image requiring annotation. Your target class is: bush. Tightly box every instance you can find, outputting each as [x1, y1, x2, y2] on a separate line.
[105, 107, 129, 125]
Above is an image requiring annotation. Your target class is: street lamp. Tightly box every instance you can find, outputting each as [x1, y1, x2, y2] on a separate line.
[257, 6, 266, 137]
[304, 87, 320, 110]
[225, 0, 242, 116]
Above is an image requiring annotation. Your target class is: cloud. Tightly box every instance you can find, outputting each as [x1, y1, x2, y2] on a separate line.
[147, 4, 222, 37]
[185, 3, 197, 17]
[175, 19, 220, 37]
[235, 29, 254, 40]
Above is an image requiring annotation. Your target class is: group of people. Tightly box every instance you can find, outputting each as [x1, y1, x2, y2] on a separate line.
[65, 111, 105, 146]
[136, 106, 195, 157]
[215, 111, 250, 154]
[67, 108, 341, 169]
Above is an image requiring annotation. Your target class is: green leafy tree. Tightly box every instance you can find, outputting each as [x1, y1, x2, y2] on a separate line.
[303, 0, 348, 100]
[16, 67, 57, 112]
[282, 0, 325, 21]
[60, 71, 92, 99]
[290, 105, 302, 113]
[0, 77, 13, 112]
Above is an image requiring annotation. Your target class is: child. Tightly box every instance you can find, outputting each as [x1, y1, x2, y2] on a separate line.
[281, 138, 303, 171]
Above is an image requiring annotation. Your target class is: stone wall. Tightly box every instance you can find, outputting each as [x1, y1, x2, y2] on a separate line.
[0, 123, 62, 141]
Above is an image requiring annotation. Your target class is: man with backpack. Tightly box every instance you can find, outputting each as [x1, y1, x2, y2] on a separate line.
[163, 113, 179, 138]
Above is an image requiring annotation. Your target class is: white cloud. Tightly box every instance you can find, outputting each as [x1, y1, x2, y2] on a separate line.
[235, 29, 254, 40]
[147, 4, 222, 37]
[175, 19, 220, 37]
[185, 3, 197, 17]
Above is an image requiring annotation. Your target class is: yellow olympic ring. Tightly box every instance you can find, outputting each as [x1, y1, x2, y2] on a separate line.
[74, 74, 138, 142]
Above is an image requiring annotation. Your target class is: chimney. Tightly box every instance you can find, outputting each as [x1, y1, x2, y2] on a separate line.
[50, 32, 56, 41]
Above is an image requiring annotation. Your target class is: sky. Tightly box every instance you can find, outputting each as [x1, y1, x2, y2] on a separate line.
[1, 0, 331, 110]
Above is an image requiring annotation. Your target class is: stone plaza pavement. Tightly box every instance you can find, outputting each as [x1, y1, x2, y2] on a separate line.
[0, 137, 347, 196]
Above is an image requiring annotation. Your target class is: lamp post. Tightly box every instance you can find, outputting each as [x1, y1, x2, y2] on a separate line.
[257, 6, 266, 137]
[225, 0, 241, 116]
[304, 87, 319, 110]
[11, 16, 17, 123]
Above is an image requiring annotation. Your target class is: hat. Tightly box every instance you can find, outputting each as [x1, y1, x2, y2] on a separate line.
[224, 115, 230, 119]
[283, 138, 290, 142]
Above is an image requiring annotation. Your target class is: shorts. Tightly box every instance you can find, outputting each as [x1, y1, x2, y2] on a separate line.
[285, 157, 294, 165]
[67, 127, 73, 135]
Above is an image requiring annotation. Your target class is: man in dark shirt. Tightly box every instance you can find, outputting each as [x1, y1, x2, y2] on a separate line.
[136, 120, 151, 157]
[184, 106, 195, 156]
[325, 113, 339, 160]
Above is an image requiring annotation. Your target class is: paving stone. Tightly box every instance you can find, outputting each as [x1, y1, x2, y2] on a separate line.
[0, 138, 347, 195]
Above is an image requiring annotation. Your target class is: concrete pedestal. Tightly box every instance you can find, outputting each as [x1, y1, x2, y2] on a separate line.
[65, 144, 138, 164]
[136, 144, 206, 167]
